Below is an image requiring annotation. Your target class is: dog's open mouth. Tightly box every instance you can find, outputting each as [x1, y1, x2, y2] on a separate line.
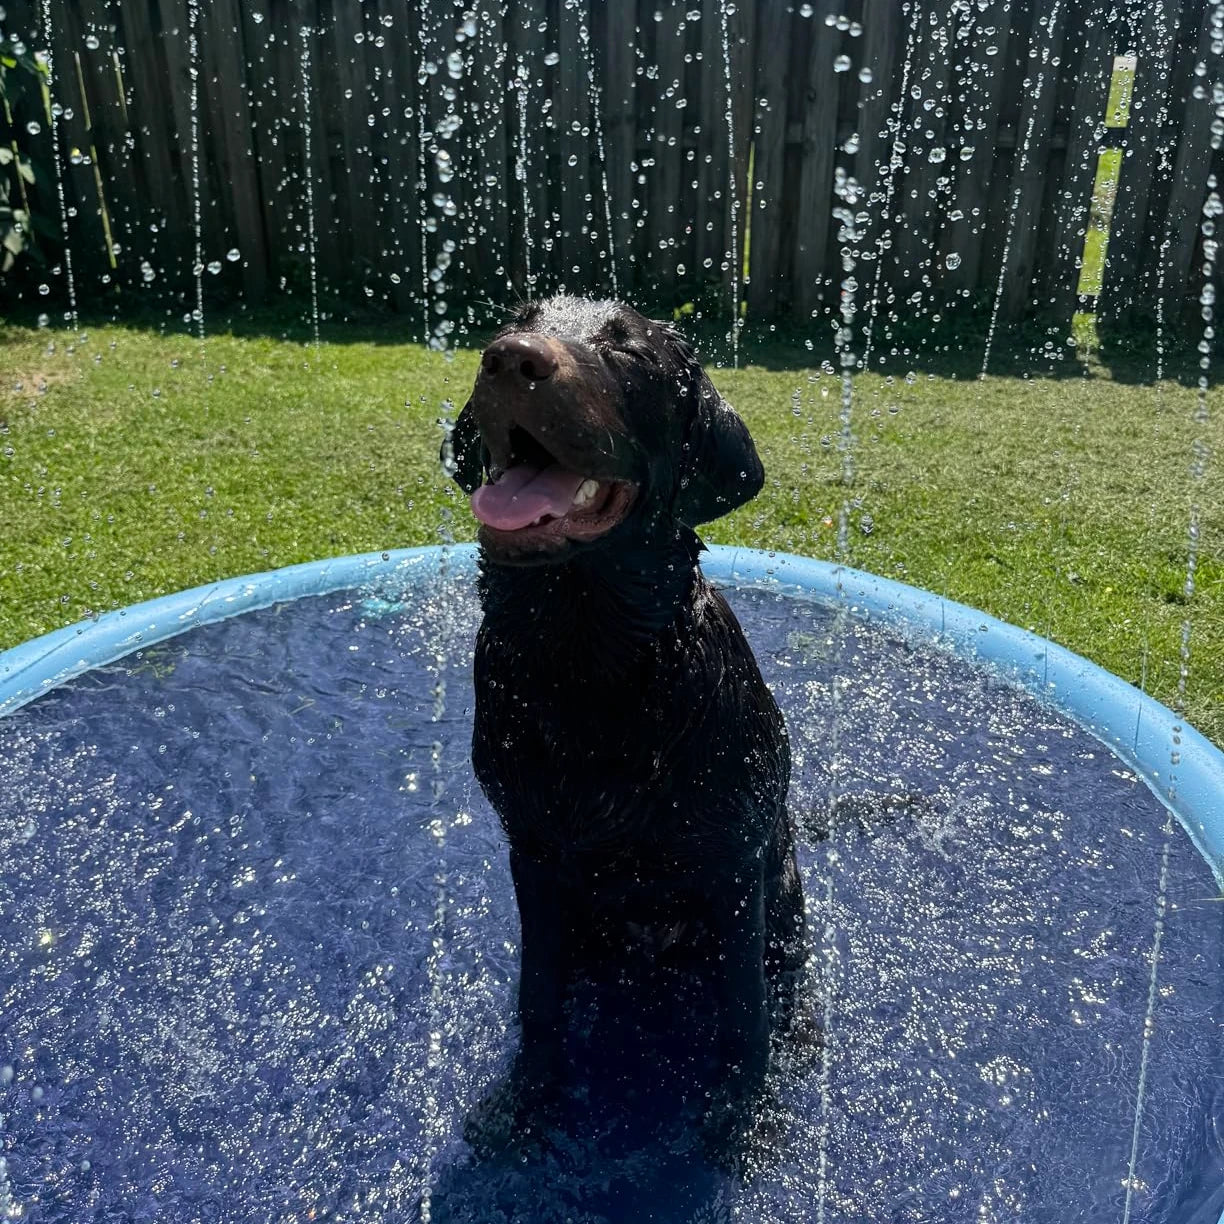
[471, 425, 635, 545]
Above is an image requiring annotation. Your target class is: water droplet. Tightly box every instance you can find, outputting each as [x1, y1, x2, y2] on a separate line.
[833, 55, 851, 73]
[928, 147, 947, 164]
[446, 50, 464, 79]
[858, 67, 873, 84]
[26, 120, 41, 136]
[544, 50, 560, 67]
[251, 11, 265, 23]
[84, 33, 100, 50]
[945, 252, 962, 271]
[226, 247, 241, 261]
[207, 260, 222, 275]
[798, 3, 814, 15]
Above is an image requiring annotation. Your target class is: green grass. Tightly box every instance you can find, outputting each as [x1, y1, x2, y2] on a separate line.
[1104, 54, 1136, 129]
[1078, 148, 1122, 297]
[1, 319, 1221, 748]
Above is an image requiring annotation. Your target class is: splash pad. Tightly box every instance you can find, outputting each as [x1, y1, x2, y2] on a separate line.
[1, 545, 1221, 1223]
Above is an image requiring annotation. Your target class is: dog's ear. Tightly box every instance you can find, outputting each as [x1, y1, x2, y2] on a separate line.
[442, 399, 483, 494]
[664, 328, 764, 526]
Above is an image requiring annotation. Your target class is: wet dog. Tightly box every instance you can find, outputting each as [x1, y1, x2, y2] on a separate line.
[445, 296, 808, 1157]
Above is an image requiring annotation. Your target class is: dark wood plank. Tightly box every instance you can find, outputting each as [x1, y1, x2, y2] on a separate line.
[557, 0, 593, 291]
[510, 0, 553, 297]
[1044, 9, 1117, 322]
[792, 0, 841, 320]
[115, 0, 190, 279]
[744, 1, 792, 318]
[1154, 0, 1221, 313]
[695, 0, 729, 304]
[44, 0, 110, 283]
[998, 0, 1069, 318]
[727, 0, 757, 319]
[288, 0, 342, 286]
[643, 0, 688, 304]
[853, 0, 904, 227]
[329, 0, 381, 274]
[891, 5, 954, 298]
[472, 2, 510, 309]
[937, 0, 1015, 298]
[73, 0, 143, 282]
[602, 0, 638, 295]
[238, 0, 292, 286]
[1099, 0, 1186, 322]
[201, 0, 268, 300]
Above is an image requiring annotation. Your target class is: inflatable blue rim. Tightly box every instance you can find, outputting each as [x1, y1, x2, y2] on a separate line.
[2, 543, 1222, 890]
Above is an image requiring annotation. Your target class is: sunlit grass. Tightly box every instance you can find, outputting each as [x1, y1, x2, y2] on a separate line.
[1, 320, 1221, 748]
[1078, 148, 1122, 296]
[1104, 53, 1136, 128]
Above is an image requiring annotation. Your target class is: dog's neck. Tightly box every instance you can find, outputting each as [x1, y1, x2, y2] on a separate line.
[476, 524, 706, 663]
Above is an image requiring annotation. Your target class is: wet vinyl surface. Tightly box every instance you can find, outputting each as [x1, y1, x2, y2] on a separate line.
[0, 568, 1221, 1224]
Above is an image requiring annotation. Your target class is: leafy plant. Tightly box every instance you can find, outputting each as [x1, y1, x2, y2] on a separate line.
[0, 36, 51, 273]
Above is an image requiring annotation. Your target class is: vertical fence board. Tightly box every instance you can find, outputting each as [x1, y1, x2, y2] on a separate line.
[240, 3, 292, 283]
[892, 7, 953, 296]
[1154, 0, 1220, 312]
[938, 0, 1014, 298]
[473, 3, 510, 307]
[744, 3, 792, 317]
[558, 0, 593, 290]
[792, 0, 841, 320]
[45, 0, 109, 284]
[74, 0, 142, 287]
[694, 1, 728, 308]
[1100, 0, 1186, 321]
[643, 0, 687, 303]
[998, 0, 1068, 317]
[1045, 7, 1116, 321]
[115, 0, 188, 286]
[601, 1, 637, 292]
[203, 0, 267, 299]
[727, 0, 757, 313]
[854, 0, 905, 214]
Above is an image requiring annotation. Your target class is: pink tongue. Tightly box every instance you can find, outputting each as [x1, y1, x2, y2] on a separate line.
[471, 464, 589, 530]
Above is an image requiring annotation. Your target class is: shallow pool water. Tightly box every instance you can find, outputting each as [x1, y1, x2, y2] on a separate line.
[0, 567, 1220, 1223]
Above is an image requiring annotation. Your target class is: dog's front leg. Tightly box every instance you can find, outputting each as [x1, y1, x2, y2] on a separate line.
[510, 847, 571, 1090]
[702, 862, 770, 1155]
[465, 847, 571, 1155]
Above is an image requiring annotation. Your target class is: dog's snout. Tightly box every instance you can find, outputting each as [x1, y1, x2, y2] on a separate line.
[481, 335, 559, 383]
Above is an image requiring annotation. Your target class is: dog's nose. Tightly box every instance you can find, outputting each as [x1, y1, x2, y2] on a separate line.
[481, 335, 558, 383]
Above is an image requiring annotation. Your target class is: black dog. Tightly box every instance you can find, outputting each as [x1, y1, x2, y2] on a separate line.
[445, 296, 808, 1155]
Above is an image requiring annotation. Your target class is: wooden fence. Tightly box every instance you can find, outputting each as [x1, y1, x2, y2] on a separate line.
[2, 0, 1222, 335]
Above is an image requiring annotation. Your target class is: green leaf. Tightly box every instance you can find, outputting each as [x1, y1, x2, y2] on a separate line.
[18, 158, 35, 185]
[0, 148, 12, 165]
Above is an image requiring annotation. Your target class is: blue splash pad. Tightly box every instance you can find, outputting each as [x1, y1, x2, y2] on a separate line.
[0, 547, 1221, 1223]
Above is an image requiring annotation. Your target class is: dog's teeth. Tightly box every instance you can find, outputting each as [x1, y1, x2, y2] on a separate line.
[572, 479, 600, 507]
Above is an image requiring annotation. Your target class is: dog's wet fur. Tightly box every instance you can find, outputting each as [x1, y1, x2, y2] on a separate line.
[446, 295, 810, 1165]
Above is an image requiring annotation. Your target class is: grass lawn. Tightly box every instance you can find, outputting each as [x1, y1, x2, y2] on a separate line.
[1, 317, 1221, 749]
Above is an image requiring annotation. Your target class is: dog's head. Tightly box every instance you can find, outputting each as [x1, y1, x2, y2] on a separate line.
[446, 295, 764, 565]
